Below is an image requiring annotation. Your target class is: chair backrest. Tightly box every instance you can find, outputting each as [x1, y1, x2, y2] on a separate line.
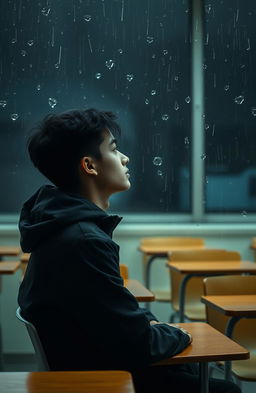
[140, 237, 205, 248]
[119, 264, 129, 280]
[168, 249, 241, 318]
[16, 307, 50, 371]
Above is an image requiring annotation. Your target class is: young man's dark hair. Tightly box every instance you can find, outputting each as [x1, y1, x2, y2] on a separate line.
[28, 108, 120, 192]
[18, 108, 241, 393]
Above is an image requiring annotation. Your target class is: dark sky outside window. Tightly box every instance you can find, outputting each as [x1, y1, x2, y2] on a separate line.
[204, 0, 256, 213]
[0, 0, 191, 214]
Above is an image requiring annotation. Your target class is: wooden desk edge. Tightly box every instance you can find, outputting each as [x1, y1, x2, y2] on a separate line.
[201, 295, 256, 316]
[0, 261, 21, 274]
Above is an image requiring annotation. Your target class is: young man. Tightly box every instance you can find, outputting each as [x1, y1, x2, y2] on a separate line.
[18, 108, 240, 393]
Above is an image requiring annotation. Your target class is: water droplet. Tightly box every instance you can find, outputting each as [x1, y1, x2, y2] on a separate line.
[11, 38, 17, 44]
[201, 153, 207, 160]
[185, 96, 191, 103]
[205, 4, 211, 14]
[41, 7, 50, 16]
[174, 75, 179, 81]
[0, 100, 7, 108]
[11, 113, 19, 121]
[234, 95, 244, 105]
[224, 85, 230, 91]
[118, 48, 123, 54]
[161, 114, 169, 121]
[145, 98, 149, 105]
[146, 36, 154, 44]
[21, 50, 27, 56]
[251, 107, 256, 116]
[153, 156, 163, 166]
[151, 90, 156, 96]
[152, 54, 156, 59]
[126, 74, 134, 82]
[95, 73, 101, 79]
[54, 63, 60, 69]
[184, 136, 189, 145]
[83, 15, 92, 22]
[205, 123, 210, 130]
[48, 97, 57, 108]
[205, 176, 209, 184]
[157, 170, 163, 176]
[174, 101, 179, 111]
[163, 49, 168, 55]
[203, 64, 207, 70]
[36, 84, 41, 91]
[27, 40, 34, 46]
[241, 210, 247, 218]
[202, 114, 206, 119]
[105, 59, 114, 70]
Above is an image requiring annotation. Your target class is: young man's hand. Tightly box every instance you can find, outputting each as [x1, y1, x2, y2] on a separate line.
[150, 320, 193, 344]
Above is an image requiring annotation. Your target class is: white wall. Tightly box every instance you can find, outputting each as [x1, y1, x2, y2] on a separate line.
[0, 223, 256, 354]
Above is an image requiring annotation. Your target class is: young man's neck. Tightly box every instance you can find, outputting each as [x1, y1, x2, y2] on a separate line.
[79, 188, 110, 211]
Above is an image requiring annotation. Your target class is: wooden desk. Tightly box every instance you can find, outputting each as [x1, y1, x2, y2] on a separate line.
[167, 261, 256, 322]
[20, 253, 30, 263]
[0, 370, 135, 393]
[154, 322, 249, 393]
[201, 295, 256, 380]
[124, 279, 155, 302]
[250, 238, 256, 261]
[0, 246, 21, 257]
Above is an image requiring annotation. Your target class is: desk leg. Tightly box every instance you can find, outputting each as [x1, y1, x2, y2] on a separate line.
[144, 256, 157, 310]
[178, 274, 192, 322]
[224, 316, 241, 381]
[199, 362, 209, 393]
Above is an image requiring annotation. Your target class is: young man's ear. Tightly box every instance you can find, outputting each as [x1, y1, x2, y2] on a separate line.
[80, 156, 98, 176]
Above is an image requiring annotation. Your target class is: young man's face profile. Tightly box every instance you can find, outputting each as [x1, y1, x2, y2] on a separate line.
[93, 130, 131, 195]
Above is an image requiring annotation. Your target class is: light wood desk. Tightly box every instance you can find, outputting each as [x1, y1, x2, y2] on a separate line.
[154, 322, 249, 393]
[0, 370, 135, 393]
[0, 246, 21, 258]
[124, 279, 155, 302]
[167, 261, 256, 322]
[201, 295, 256, 380]
[250, 238, 256, 261]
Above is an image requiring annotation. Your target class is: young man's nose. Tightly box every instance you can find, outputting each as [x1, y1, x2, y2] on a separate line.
[121, 152, 129, 165]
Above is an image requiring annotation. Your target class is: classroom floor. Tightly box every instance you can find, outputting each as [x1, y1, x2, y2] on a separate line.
[3, 355, 255, 393]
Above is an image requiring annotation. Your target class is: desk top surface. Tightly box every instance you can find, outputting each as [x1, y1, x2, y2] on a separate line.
[0, 261, 21, 274]
[154, 322, 249, 366]
[124, 279, 155, 302]
[139, 245, 204, 255]
[167, 261, 256, 274]
[0, 370, 135, 393]
[201, 295, 256, 316]
[0, 246, 21, 256]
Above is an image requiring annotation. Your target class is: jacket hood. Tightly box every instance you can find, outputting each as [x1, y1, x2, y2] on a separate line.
[19, 185, 122, 252]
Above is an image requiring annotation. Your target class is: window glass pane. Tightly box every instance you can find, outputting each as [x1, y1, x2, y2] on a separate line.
[204, 0, 256, 213]
[0, 0, 190, 214]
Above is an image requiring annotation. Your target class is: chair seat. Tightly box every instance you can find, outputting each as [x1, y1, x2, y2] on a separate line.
[232, 354, 256, 381]
[153, 289, 171, 302]
[181, 303, 206, 321]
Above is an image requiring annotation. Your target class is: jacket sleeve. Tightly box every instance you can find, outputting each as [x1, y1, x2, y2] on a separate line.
[73, 235, 191, 368]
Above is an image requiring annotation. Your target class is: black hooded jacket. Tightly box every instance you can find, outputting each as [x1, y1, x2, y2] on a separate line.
[18, 185, 190, 371]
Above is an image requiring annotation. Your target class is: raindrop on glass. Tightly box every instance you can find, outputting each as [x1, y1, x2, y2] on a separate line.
[185, 96, 191, 103]
[174, 101, 179, 111]
[157, 170, 163, 176]
[163, 49, 168, 55]
[174, 75, 179, 81]
[0, 100, 7, 108]
[54, 63, 60, 69]
[27, 40, 34, 46]
[151, 90, 156, 96]
[21, 50, 27, 57]
[11, 38, 17, 44]
[234, 95, 245, 105]
[36, 84, 41, 91]
[251, 108, 256, 117]
[205, 4, 211, 14]
[161, 114, 169, 121]
[146, 36, 154, 44]
[11, 113, 19, 121]
[201, 153, 207, 160]
[145, 98, 149, 105]
[126, 74, 134, 82]
[241, 210, 247, 218]
[153, 156, 163, 166]
[95, 73, 101, 79]
[83, 15, 92, 22]
[48, 97, 57, 108]
[205, 124, 210, 130]
[184, 136, 189, 145]
[203, 64, 207, 70]
[118, 48, 123, 54]
[105, 59, 114, 70]
[224, 85, 230, 91]
[41, 7, 51, 16]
